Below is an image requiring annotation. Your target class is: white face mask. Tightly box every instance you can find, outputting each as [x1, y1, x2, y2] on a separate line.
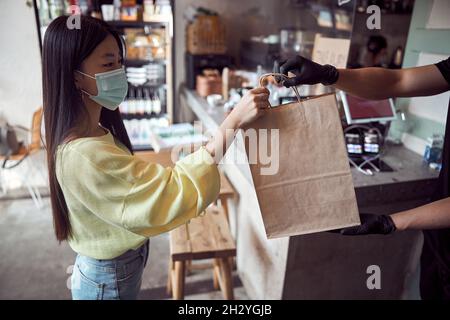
[77, 67, 128, 110]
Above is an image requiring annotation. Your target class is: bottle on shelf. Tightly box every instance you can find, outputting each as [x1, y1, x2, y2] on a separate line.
[128, 87, 137, 115]
[113, 0, 121, 20]
[389, 46, 404, 69]
[136, 87, 146, 115]
[119, 97, 128, 114]
[144, 88, 153, 114]
[152, 92, 161, 115]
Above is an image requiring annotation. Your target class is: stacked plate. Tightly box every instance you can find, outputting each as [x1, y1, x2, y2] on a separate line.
[126, 67, 147, 86]
[145, 63, 164, 84]
[126, 64, 164, 86]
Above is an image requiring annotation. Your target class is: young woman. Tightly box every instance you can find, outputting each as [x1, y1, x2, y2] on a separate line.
[42, 15, 269, 300]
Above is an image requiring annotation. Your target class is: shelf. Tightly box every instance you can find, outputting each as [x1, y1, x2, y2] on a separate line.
[128, 82, 166, 88]
[121, 112, 166, 120]
[143, 14, 172, 24]
[124, 58, 166, 67]
[107, 20, 166, 29]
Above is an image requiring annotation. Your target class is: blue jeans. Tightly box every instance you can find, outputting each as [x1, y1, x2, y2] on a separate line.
[71, 240, 149, 300]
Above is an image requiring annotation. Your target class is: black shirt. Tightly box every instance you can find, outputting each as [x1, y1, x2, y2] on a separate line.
[424, 56, 450, 273]
[436, 57, 450, 84]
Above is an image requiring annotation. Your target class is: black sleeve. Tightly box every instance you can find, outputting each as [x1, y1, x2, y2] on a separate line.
[435, 57, 450, 85]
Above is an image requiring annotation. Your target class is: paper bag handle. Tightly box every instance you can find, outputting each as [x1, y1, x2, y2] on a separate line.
[258, 73, 302, 107]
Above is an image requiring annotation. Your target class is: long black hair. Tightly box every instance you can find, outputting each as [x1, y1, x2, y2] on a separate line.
[42, 15, 133, 242]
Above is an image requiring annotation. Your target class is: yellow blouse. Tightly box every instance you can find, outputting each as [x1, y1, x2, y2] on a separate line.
[56, 130, 220, 259]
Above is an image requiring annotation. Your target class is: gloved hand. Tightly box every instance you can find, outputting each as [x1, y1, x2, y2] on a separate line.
[337, 213, 397, 235]
[276, 55, 340, 87]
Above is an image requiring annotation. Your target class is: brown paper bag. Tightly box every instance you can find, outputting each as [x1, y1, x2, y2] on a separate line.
[243, 75, 360, 238]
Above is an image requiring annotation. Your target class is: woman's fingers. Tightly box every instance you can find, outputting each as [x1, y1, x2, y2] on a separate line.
[257, 108, 266, 117]
[258, 100, 271, 109]
[253, 97, 270, 110]
[251, 87, 270, 95]
[253, 93, 269, 102]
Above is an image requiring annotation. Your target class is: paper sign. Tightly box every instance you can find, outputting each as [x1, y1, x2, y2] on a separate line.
[312, 35, 351, 68]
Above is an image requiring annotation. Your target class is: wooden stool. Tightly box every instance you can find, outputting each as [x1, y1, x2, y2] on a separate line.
[186, 171, 237, 274]
[167, 205, 236, 300]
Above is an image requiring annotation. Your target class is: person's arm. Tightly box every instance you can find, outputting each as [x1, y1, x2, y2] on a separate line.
[279, 55, 450, 100]
[391, 197, 450, 231]
[335, 66, 449, 100]
[205, 87, 269, 162]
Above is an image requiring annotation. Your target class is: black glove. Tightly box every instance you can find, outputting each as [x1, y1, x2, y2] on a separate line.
[277, 56, 339, 87]
[337, 213, 397, 235]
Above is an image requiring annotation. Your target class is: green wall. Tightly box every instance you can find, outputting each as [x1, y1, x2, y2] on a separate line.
[392, 0, 450, 143]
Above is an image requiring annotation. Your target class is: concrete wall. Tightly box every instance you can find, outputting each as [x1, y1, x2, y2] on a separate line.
[0, 1, 47, 191]
[0, 0, 42, 127]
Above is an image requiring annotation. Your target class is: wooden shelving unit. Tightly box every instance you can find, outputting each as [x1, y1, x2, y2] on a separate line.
[32, 1, 174, 152]
[108, 16, 174, 124]
[112, 15, 173, 152]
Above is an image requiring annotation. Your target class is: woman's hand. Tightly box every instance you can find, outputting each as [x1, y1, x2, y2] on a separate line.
[228, 87, 270, 128]
[205, 87, 270, 162]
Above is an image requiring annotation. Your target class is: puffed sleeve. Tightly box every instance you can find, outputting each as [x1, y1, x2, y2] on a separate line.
[57, 142, 220, 237]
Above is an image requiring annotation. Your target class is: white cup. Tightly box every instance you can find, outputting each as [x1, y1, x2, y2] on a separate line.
[206, 94, 223, 107]
[101, 5, 114, 21]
